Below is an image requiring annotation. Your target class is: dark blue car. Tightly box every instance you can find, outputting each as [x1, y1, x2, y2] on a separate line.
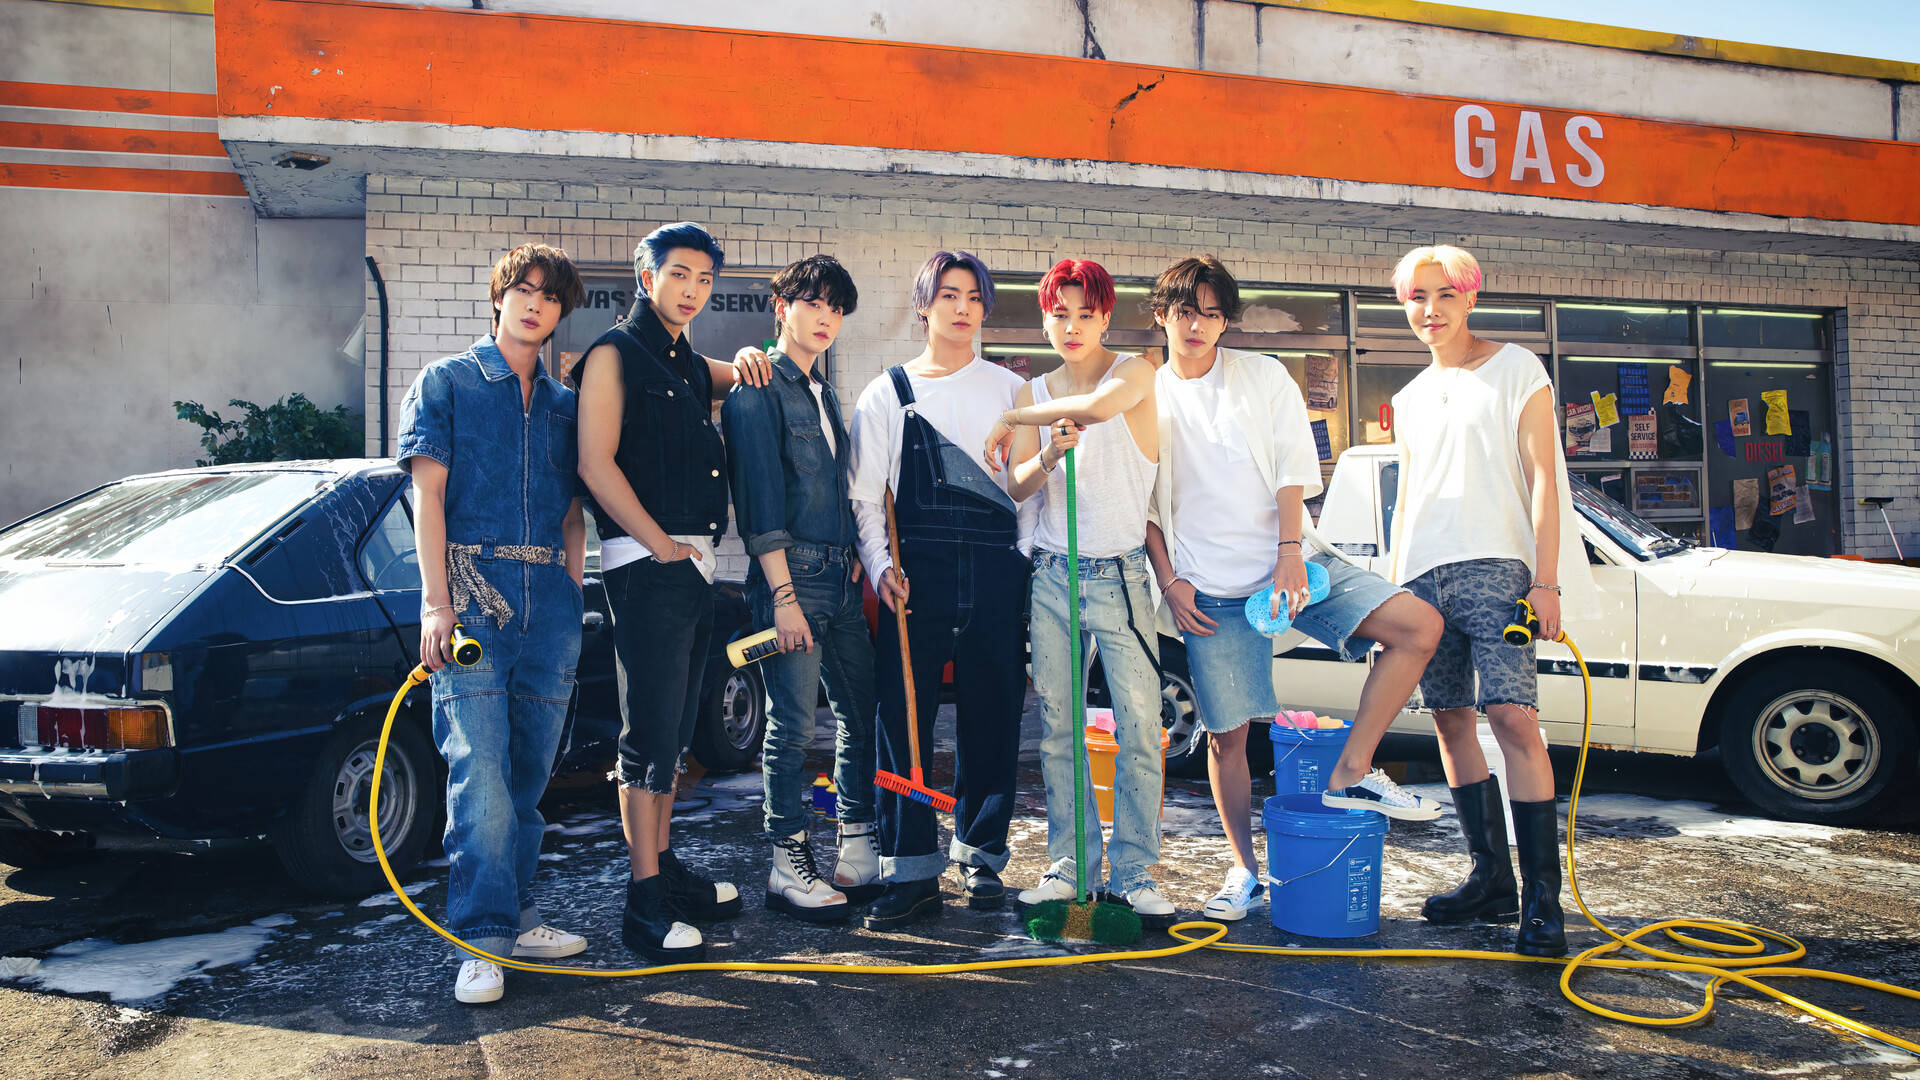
[0, 461, 763, 895]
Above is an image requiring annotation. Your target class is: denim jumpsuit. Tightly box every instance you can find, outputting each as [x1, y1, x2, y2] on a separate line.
[875, 366, 1030, 883]
[397, 336, 582, 960]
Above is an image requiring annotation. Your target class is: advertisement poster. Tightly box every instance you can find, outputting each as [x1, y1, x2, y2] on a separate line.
[1627, 414, 1657, 460]
[1807, 437, 1833, 490]
[1767, 464, 1797, 516]
[1794, 485, 1816, 525]
[1762, 389, 1791, 435]
[1590, 391, 1620, 427]
[1305, 355, 1339, 411]
[1714, 420, 1736, 457]
[1565, 402, 1598, 453]
[1785, 412, 1810, 457]
[1311, 419, 1333, 462]
[1664, 366, 1691, 405]
[1733, 478, 1760, 530]
[1729, 398, 1751, 437]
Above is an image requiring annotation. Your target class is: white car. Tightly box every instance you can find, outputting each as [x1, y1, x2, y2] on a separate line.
[1263, 445, 1920, 826]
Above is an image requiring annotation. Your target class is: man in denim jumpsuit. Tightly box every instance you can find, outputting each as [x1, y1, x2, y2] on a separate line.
[397, 243, 589, 1005]
[722, 255, 879, 922]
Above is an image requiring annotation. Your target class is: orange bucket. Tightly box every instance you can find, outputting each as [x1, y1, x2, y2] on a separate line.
[1084, 724, 1172, 824]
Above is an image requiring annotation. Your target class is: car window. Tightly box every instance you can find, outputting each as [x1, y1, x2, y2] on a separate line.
[0, 472, 328, 565]
[582, 507, 602, 573]
[360, 495, 421, 592]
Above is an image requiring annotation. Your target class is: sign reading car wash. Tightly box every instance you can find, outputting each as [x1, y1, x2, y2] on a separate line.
[1453, 106, 1605, 187]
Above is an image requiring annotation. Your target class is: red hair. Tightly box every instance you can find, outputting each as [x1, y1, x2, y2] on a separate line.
[1037, 258, 1116, 316]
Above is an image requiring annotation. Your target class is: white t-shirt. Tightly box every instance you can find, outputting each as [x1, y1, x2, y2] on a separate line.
[600, 535, 717, 582]
[1029, 357, 1157, 559]
[1159, 355, 1323, 597]
[807, 378, 838, 458]
[847, 357, 1031, 579]
[1389, 342, 1549, 586]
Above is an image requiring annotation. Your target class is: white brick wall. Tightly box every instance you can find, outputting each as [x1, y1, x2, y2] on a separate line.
[363, 174, 1920, 562]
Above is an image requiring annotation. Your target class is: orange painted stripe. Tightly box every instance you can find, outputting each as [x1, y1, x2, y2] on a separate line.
[0, 162, 247, 197]
[213, 0, 1920, 228]
[0, 80, 218, 117]
[0, 120, 227, 157]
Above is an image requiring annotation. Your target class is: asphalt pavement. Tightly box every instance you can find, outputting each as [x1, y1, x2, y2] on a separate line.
[3, 696, 1917, 1079]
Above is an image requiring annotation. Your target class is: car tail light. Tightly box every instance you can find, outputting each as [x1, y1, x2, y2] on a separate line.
[31, 705, 171, 750]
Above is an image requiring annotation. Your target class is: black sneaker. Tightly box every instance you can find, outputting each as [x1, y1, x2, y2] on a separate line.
[962, 865, 1005, 911]
[658, 848, 744, 920]
[860, 878, 942, 931]
[621, 875, 705, 964]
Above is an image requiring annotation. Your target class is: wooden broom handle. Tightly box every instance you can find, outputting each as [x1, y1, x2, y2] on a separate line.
[883, 490, 923, 772]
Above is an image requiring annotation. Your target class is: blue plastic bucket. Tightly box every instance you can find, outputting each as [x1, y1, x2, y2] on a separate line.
[1268, 720, 1352, 796]
[1263, 793, 1388, 938]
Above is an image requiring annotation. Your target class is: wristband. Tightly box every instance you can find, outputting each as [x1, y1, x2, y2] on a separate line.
[1160, 577, 1184, 597]
[422, 604, 453, 617]
[1530, 582, 1562, 593]
[1277, 539, 1301, 548]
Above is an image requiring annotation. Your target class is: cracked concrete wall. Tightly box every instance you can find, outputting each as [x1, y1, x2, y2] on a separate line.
[0, 1, 364, 525]
[366, 0, 1908, 139]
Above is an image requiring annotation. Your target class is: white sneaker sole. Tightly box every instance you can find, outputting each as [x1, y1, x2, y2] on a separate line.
[1202, 900, 1253, 922]
[511, 938, 588, 959]
[1321, 791, 1443, 821]
[454, 976, 504, 1004]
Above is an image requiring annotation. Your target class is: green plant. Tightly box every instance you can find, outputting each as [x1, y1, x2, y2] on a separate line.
[173, 394, 364, 466]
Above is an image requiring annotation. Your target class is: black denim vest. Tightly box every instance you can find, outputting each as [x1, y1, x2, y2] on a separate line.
[579, 301, 728, 541]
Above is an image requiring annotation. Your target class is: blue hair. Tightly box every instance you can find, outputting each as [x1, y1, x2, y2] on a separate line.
[635, 221, 726, 284]
[911, 250, 995, 324]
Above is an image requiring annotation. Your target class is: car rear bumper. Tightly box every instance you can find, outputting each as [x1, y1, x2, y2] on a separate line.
[0, 749, 178, 801]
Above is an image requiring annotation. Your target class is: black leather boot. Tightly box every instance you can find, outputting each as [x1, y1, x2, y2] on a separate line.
[659, 848, 743, 920]
[622, 874, 706, 963]
[860, 877, 943, 930]
[1511, 798, 1568, 957]
[1420, 775, 1519, 924]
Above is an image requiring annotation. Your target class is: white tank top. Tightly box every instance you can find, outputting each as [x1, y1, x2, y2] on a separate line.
[1030, 357, 1158, 558]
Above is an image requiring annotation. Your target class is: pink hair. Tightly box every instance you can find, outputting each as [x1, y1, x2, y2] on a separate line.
[1037, 258, 1117, 316]
[1391, 245, 1483, 302]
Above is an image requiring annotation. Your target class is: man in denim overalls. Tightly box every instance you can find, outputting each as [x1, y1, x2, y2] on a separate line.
[397, 243, 589, 1005]
[846, 251, 1035, 928]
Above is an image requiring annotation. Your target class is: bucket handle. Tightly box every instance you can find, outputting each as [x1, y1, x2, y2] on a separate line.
[1265, 833, 1365, 889]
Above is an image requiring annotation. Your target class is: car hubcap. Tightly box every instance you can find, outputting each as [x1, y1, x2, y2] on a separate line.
[721, 671, 761, 752]
[1161, 671, 1202, 760]
[333, 737, 418, 863]
[1751, 689, 1879, 801]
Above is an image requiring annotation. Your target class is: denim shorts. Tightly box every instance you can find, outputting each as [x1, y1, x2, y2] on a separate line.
[1403, 558, 1537, 711]
[1184, 553, 1405, 734]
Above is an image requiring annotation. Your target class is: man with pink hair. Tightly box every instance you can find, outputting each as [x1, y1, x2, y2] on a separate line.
[1386, 244, 1596, 957]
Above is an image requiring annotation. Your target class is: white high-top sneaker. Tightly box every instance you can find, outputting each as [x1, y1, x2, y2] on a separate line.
[834, 822, 884, 903]
[767, 831, 851, 923]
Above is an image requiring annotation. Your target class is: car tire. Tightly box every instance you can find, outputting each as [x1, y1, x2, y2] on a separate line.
[1158, 640, 1211, 778]
[0, 828, 91, 870]
[1718, 660, 1917, 826]
[273, 714, 436, 896]
[690, 665, 767, 775]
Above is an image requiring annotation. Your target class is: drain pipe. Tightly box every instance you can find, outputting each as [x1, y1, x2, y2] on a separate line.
[365, 255, 391, 457]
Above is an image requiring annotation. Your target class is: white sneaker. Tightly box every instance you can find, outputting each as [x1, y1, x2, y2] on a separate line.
[1323, 769, 1444, 821]
[1119, 883, 1177, 924]
[766, 831, 851, 923]
[1018, 872, 1085, 905]
[454, 959, 503, 1004]
[1202, 866, 1265, 922]
[512, 923, 588, 959]
[833, 822, 883, 902]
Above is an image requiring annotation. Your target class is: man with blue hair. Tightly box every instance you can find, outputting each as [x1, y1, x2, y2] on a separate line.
[846, 250, 1036, 928]
[575, 221, 767, 962]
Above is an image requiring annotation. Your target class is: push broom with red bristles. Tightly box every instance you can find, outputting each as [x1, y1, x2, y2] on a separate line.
[873, 489, 957, 814]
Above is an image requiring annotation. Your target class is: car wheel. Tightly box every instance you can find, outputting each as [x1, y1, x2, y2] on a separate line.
[691, 665, 767, 775]
[1159, 641, 1210, 778]
[0, 828, 91, 870]
[1718, 661, 1917, 826]
[274, 715, 436, 896]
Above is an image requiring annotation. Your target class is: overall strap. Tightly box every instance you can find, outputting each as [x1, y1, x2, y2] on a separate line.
[887, 365, 916, 407]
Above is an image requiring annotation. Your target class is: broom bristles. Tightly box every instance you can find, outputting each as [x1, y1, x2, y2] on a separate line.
[874, 769, 957, 813]
[1023, 899, 1143, 945]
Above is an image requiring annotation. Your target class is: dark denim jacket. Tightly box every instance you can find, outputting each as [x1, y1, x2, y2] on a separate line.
[720, 349, 857, 557]
[396, 336, 577, 551]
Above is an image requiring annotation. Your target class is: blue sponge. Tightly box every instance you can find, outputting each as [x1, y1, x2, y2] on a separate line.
[1245, 560, 1332, 636]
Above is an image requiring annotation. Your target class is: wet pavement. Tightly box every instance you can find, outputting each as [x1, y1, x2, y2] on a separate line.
[3, 697, 1917, 1079]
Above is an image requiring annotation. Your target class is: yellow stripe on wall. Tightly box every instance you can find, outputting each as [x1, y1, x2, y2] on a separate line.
[1254, 0, 1920, 82]
[32, 0, 213, 15]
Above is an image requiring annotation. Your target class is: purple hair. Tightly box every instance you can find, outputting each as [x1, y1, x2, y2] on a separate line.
[911, 250, 995, 324]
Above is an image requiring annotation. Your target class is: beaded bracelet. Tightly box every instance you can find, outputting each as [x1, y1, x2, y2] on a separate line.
[1530, 582, 1562, 593]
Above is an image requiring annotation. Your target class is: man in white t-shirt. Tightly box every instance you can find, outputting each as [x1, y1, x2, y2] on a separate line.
[1142, 256, 1444, 923]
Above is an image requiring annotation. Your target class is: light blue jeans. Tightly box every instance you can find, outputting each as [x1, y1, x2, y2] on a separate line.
[753, 543, 877, 839]
[430, 561, 581, 960]
[1029, 546, 1163, 896]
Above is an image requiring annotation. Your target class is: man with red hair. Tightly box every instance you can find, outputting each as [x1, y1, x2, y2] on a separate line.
[985, 258, 1171, 925]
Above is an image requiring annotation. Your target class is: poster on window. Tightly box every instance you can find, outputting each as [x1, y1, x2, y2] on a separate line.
[1767, 465, 1797, 516]
[1729, 398, 1752, 437]
[1305, 355, 1339, 411]
[1627, 414, 1657, 460]
[1565, 403, 1598, 454]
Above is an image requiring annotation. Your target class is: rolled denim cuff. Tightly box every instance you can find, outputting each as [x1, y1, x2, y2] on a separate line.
[398, 441, 451, 470]
[454, 931, 515, 964]
[948, 836, 1011, 873]
[880, 851, 947, 883]
[744, 529, 795, 557]
[518, 905, 543, 934]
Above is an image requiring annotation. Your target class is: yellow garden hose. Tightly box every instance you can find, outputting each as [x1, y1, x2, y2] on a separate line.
[369, 641, 1919, 1054]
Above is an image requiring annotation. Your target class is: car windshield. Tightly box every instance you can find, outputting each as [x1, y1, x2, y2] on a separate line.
[0, 472, 329, 565]
[1569, 476, 1692, 562]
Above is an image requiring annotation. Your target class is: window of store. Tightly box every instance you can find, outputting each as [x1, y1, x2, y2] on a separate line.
[550, 268, 791, 384]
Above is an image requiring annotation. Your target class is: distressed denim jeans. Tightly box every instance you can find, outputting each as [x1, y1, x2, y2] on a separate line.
[1028, 546, 1163, 895]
